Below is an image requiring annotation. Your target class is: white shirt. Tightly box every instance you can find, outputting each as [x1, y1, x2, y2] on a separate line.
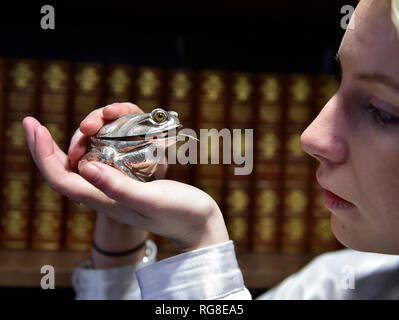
[72, 240, 399, 300]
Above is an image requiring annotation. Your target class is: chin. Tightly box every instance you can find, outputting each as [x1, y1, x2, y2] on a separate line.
[330, 214, 399, 255]
[330, 214, 370, 252]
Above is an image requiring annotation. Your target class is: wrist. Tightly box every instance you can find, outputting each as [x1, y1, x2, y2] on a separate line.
[93, 212, 148, 251]
[91, 212, 149, 269]
[175, 205, 230, 253]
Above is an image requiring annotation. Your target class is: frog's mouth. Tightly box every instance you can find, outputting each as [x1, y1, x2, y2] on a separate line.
[97, 129, 179, 142]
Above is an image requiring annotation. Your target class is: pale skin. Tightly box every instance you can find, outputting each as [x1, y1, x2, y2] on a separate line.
[22, 103, 229, 269]
[23, 0, 399, 270]
[301, 0, 399, 254]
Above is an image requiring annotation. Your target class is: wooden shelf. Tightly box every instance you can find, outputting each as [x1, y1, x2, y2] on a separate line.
[0, 249, 316, 290]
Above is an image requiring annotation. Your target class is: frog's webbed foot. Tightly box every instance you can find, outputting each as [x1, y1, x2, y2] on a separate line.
[114, 153, 157, 182]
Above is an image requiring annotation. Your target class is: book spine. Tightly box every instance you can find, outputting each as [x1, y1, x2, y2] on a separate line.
[225, 72, 255, 253]
[157, 69, 196, 252]
[164, 69, 195, 184]
[0, 58, 4, 249]
[104, 64, 134, 105]
[194, 70, 227, 220]
[31, 61, 71, 250]
[64, 63, 104, 251]
[131, 66, 164, 246]
[280, 74, 314, 254]
[309, 75, 341, 253]
[0, 59, 39, 249]
[133, 67, 163, 113]
[252, 74, 286, 253]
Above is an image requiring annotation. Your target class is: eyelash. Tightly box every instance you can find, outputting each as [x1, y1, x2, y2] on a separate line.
[364, 103, 399, 127]
[333, 58, 399, 128]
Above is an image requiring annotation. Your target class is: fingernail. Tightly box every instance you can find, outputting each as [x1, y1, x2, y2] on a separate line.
[82, 163, 101, 185]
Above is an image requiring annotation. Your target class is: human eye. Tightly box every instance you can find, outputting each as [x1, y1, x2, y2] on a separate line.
[364, 103, 399, 127]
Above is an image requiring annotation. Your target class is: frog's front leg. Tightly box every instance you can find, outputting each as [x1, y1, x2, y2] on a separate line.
[114, 149, 158, 182]
[100, 146, 136, 178]
[78, 145, 115, 172]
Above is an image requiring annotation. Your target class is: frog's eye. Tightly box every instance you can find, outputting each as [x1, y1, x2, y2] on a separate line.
[153, 110, 167, 123]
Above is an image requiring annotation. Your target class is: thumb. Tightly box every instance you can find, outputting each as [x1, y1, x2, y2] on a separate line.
[80, 162, 146, 206]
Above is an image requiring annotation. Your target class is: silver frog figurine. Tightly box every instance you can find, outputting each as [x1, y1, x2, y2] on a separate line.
[79, 108, 181, 182]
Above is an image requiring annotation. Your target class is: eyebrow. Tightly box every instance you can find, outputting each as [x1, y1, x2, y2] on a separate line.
[335, 53, 399, 92]
[355, 73, 399, 92]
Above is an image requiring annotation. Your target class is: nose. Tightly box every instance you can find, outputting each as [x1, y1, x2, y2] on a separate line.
[300, 95, 348, 165]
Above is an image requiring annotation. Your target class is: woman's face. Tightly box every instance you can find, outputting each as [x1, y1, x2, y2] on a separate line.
[301, 0, 399, 254]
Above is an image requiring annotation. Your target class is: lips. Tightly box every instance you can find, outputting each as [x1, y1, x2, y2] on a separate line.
[322, 189, 355, 211]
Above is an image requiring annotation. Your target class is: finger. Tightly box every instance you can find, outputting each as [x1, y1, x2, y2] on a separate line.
[22, 116, 41, 163]
[23, 117, 69, 168]
[79, 107, 106, 136]
[68, 128, 91, 169]
[70, 103, 144, 167]
[52, 138, 69, 168]
[80, 103, 143, 136]
[80, 161, 154, 227]
[80, 161, 153, 213]
[102, 102, 143, 120]
[33, 125, 114, 208]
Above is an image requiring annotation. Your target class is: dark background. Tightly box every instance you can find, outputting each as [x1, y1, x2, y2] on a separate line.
[0, 0, 356, 299]
[0, 0, 356, 74]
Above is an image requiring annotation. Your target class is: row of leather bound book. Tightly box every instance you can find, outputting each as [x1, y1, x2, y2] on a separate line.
[0, 58, 343, 255]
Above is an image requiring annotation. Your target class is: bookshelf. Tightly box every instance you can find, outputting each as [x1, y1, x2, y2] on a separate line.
[0, 249, 316, 289]
[0, 1, 354, 293]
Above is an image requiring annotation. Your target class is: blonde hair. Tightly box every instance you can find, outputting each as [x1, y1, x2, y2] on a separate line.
[393, 0, 399, 34]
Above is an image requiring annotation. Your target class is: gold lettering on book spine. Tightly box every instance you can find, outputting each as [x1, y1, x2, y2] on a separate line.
[34, 212, 60, 238]
[108, 68, 130, 95]
[44, 64, 66, 91]
[67, 213, 92, 239]
[283, 217, 306, 241]
[137, 70, 160, 97]
[45, 123, 64, 146]
[258, 189, 278, 214]
[171, 72, 191, 100]
[38, 183, 60, 207]
[290, 76, 311, 102]
[260, 77, 281, 103]
[228, 216, 247, 241]
[233, 75, 252, 102]
[77, 67, 99, 92]
[227, 189, 249, 212]
[287, 133, 304, 158]
[4, 180, 27, 205]
[1, 210, 27, 237]
[285, 189, 307, 214]
[11, 62, 34, 89]
[257, 217, 275, 241]
[260, 132, 279, 159]
[314, 218, 334, 242]
[202, 74, 223, 102]
[7, 122, 26, 147]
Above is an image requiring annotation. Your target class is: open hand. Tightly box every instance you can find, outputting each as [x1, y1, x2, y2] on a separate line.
[23, 103, 229, 252]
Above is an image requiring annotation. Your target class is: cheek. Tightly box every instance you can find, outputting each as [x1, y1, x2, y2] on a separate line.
[347, 135, 399, 252]
[354, 140, 399, 213]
